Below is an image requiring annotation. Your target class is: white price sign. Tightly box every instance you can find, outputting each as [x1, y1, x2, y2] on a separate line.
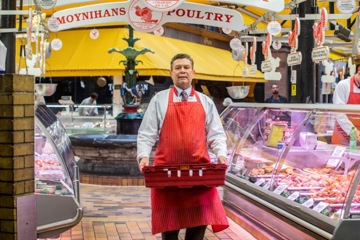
[313, 201, 329, 213]
[273, 184, 288, 195]
[254, 178, 266, 186]
[302, 198, 314, 208]
[287, 191, 300, 201]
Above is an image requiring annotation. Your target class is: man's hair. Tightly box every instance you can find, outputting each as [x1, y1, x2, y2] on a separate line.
[170, 53, 194, 70]
[272, 84, 279, 88]
[90, 92, 98, 99]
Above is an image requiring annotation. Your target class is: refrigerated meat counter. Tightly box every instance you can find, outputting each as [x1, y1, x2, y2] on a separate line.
[221, 103, 360, 240]
[35, 104, 82, 238]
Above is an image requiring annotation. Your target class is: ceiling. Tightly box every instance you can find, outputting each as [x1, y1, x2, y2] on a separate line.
[9, 0, 360, 63]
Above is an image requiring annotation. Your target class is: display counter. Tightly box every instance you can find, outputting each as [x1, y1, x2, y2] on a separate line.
[35, 104, 83, 238]
[221, 103, 360, 240]
[46, 104, 116, 135]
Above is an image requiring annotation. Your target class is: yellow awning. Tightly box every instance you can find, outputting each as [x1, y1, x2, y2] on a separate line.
[16, 28, 265, 82]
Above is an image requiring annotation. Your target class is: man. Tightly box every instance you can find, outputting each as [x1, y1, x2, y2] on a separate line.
[265, 83, 288, 103]
[78, 92, 99, 116]
[332, 65, 360, 144]
[137, 53, 229, 240]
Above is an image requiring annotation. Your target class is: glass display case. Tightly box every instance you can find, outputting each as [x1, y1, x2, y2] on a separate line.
[35, 104, 83, 238]
[221, 103, 360, 240]
[46, 104, 116, 135]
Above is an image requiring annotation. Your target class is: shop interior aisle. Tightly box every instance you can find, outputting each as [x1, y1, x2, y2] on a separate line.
[56, 184, 257, 240]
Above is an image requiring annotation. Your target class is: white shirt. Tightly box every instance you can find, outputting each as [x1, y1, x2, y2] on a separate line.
[137, 88, 228, 161]
[333, 77, 360, 134]
[78, 97, 98, 116]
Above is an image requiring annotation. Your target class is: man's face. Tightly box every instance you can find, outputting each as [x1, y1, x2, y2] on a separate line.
[272, 85, 279, 94]
[170, 58, 195, 90]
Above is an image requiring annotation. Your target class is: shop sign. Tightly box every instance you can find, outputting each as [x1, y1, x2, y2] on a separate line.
[214, 0, 284, 12]
[50, 0, 98, 7]
[336, 0, 356, 14]
[261, 60, 272, 72]
[51, 1, 244, 32]
[232, 48, 243, 61]
[311, 46, 329, 63]
[141, 0, 185, 12]
[39, 0, 57, 10]
[287, 52, 302, 66]
[291, 84, 296, 96]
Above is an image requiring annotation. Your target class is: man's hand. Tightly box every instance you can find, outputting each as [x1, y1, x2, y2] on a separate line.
[138, 157, 149, 172]
[218, 156, 227, 165]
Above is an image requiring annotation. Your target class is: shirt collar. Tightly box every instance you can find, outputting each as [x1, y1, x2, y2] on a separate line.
[174, 86, 192, 97]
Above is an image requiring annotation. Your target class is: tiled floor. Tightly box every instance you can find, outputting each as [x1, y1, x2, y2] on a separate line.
[58, 184, 257, 240]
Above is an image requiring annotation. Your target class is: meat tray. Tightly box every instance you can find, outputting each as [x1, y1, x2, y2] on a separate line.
[142, 163, 227, 188]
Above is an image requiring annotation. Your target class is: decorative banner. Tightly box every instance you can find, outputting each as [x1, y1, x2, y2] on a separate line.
[213, 0, 284, 12]
[242, 42, 249, 77]
[90, 28, 99, 39]
[287, 17, 301, 66]
[313, 8, 327, 47]
[39, 0, 57, 10]
[47, 16, 60, 32]
[348, 57, 356, 75]
[222, 28, 232, 35]
[287, 52, 302, 66]
[249, 37, 257, 74]
[267, 21, 281, 36]
[153, 26, 165, 35]
[229, 38, 242, 50]
[311, 46, 329, 62]
[272, 40, 282, 50]
[232, 48, 243, 61]
[336, 0, 356, 14]
[262, 33, 281, 80]
[290, 70, 296, 83]
[312, 8, 328, 63]
[51, 38, 63, 50]
[128, 0, 164, 32]
[51, 1, 244, 32]
[141, 0, 185, 12]
[321, 60, 336, 83]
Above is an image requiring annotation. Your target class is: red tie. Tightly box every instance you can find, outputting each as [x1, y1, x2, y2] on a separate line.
[181, 91, 188, 102]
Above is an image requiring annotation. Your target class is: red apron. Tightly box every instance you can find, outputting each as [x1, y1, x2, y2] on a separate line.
[332, 76, 360, 145]
[151, 87, 229, 234]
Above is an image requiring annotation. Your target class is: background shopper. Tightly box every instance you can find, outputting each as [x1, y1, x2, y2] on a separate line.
[137, 53, 229, 240]
[265, 83, 288, 103]
[78, 92, 99, 116]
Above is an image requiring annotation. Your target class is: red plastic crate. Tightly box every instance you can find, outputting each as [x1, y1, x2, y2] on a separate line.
[142, 163, 227, 188]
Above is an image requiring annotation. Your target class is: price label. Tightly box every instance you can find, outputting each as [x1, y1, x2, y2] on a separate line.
[273, 184, 288, 195]
[302, 198, 314, 208]
[313, 201, 329, 213]
[331, 209, 343, 220]
[326, 158, 340, 168]
[263, 181, 271, 190]
[331, 146, 346, 158]
[254, 178, 265, 186]
[287, 191, 300, 201]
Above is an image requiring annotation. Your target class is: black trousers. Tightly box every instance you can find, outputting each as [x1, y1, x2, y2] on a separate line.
[161, 225, 207, 240]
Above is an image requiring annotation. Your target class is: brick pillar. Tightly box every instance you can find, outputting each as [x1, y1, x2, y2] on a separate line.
[0, 74, 36, 240]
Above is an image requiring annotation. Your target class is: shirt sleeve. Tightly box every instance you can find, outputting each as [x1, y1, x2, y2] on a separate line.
[333, 79, 354, 135]
[136, 90, 169, 162]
